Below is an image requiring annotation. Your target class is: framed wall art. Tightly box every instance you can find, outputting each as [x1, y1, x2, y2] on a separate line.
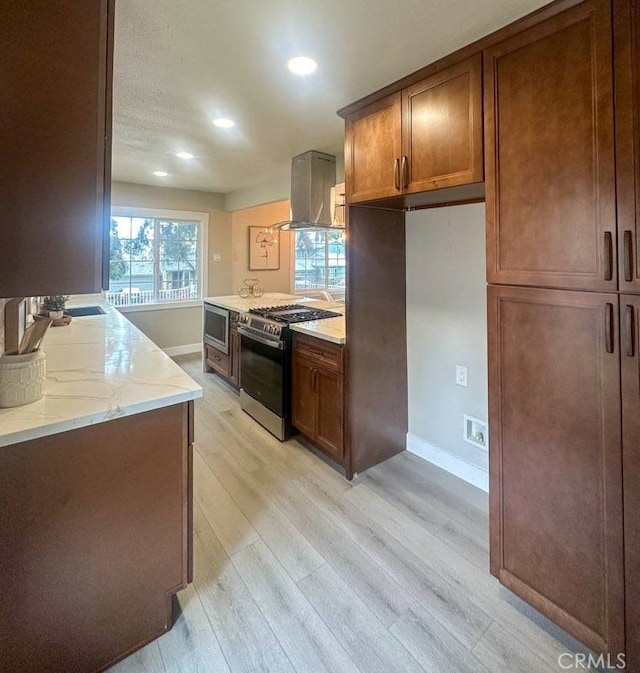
[248, 226, 280, 270]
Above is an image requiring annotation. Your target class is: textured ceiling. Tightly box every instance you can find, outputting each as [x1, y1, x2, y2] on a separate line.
[112, 0, 549, 195]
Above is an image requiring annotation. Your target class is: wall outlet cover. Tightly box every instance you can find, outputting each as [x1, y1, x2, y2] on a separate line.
[455, 365, 468, 387]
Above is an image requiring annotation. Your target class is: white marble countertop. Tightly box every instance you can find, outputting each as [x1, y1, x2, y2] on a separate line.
[288, 316, 346, 345]
[204, 293, 346, 345]
[0, 296, 202, 448]
[204, 292, 307, 313]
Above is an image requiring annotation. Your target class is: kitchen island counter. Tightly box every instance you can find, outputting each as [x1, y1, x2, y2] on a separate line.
[1, 295, 201, 673]
[0, 296, 202, 448]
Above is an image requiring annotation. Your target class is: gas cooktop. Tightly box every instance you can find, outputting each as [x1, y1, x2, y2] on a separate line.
[248, 304, 341, 324]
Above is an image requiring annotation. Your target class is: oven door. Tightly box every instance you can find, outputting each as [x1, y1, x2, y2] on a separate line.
[239, 330, 286, 417]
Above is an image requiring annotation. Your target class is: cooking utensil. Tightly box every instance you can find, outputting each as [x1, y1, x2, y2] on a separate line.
[18, 318, 52, 355]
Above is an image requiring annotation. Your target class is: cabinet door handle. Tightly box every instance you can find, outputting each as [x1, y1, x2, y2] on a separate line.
[605, 303, 614, 354]
[624, 230, 634, 282]
[393, 158, 400, 190]
[401, 156, 409, 188]
[604, 231, 613, 281]
[626, 305, 635, 357]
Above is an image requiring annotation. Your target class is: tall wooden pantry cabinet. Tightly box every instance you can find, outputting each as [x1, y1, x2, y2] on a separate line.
[339, 0, 640, 666]
[484, 0, 626, 654]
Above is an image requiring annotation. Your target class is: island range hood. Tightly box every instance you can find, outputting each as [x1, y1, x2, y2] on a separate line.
[270, 150, 343, 231]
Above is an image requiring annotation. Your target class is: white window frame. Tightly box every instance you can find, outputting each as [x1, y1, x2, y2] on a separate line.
[107, 206, 209, 313]
[289, 230, 347, 297]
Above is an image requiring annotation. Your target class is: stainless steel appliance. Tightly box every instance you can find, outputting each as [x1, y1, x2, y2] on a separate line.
[237, 304, 341, 440]
[269, 151, 343, 232]
[203, 302, 229, 354]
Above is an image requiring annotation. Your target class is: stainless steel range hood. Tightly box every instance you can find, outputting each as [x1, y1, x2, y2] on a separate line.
[270, 151, 342, 231]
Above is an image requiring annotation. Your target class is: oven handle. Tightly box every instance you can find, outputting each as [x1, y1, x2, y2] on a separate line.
[237, 326, 284, 350]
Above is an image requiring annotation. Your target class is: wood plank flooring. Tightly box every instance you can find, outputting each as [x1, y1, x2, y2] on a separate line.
[108, 353, 592, 673]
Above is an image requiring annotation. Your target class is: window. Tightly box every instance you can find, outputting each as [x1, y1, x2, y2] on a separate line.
[293, 230, 346, 293]
[106, 207, 208, 309]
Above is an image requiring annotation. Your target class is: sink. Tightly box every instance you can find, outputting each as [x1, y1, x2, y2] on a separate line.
[65, 306, 106, 317]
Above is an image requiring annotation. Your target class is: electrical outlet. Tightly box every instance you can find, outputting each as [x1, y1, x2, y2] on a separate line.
[456, 365, 468, 387]
[212, 253, 222, 262]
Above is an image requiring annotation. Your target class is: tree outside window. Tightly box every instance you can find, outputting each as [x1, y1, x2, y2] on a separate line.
[294, 230, 346, 292]
[106, 214, 202, 307]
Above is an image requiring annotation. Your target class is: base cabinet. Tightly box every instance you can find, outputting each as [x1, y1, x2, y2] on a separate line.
[488, 285, 624, 655]
[0, 403, 193, 673]
[205, 311, 241, 388]
[292, 334, 345, 463]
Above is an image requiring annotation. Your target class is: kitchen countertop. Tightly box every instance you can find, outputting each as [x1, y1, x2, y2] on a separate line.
[204, 293, 346, 345]
[0, 296, 202, 448]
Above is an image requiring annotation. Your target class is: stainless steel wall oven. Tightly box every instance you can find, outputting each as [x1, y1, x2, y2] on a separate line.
[204, 303, 229, 354]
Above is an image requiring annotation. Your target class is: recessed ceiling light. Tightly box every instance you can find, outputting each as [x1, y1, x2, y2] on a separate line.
[176, 151, 194, 159]
[153, 170, 168, 177]
[212, 117, 235, 129]
[287, 56, 318, 76]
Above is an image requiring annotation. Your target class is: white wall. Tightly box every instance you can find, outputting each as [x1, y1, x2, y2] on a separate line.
[111, 182, 233, 350]
[406, 203, 488, 470]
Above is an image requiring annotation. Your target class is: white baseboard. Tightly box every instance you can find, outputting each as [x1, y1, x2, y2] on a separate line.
[164, 343, 202, 357]
[406, 433, 489, 492]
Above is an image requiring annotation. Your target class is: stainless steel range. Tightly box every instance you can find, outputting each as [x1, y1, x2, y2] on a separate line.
[236, 304, 341, 440]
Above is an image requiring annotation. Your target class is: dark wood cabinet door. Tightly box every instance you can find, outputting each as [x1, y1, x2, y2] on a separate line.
[345, 93, 402, 204]
[0, 404, 190, 673]
[315, 367, 344, 461]
[485, 0, 616, 291]
[615, 0, 640, 293]
[205, 345, 231, 378]
[621, 295, 640, 670]
[402, 55, 483, 194]
[0, 0, 114, 298]
[488, 285, 624, 654]
[292, 352, 316, 439]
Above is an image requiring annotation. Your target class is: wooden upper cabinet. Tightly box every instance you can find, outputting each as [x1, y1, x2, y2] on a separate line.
[615, 0, 640, 293]
[0, 0, 114, 298]
[345, 93, 402, 203]
[485, 0, 616, 291]
[402, 55, 483, 193]
[488, 285, 624, 655]
[346, 57, 483, 205]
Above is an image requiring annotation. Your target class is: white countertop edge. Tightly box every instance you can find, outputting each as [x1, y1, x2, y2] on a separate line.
[288, 323, 346, 345]
[0, 387, 202, 449]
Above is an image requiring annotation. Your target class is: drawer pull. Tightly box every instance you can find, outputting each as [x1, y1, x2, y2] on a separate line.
[626, 305, 635, 358]
[624, 230, 634, 282]
[605, 303, 614, 354]
[393, 158, 400, 191]
[604, 232, 613, 281]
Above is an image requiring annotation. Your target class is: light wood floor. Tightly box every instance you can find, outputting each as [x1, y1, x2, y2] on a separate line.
[108, 353, 590, 673]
